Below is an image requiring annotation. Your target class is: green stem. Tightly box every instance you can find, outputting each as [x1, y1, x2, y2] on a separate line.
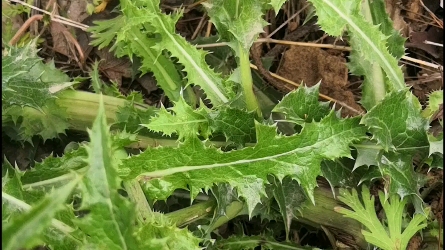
[238, 44, 261, 117]
[166, 199, 216, 227]
[123, 180, 153, 225]
[163, 187, 367, 249]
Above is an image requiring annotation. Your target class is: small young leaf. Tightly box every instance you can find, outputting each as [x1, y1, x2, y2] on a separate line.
[209, 107, 256, 146]
[203, 0, 268, 51]
[135, 212, 201, 249]
[272, 83, 331, 125]
[145, 97, 212, 140]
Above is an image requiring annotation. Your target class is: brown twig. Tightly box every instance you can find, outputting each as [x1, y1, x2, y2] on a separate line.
[9, 14, 43, 45]
[191, 14, 207, 40]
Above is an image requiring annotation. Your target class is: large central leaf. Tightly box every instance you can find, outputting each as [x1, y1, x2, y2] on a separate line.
[120, 112, 367, 214]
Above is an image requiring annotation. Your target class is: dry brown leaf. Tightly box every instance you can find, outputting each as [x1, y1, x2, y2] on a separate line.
[95, 48, 132, 86]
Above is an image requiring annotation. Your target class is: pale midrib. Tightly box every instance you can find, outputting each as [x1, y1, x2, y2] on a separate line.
[137, 128, 358, 178]
[323, 0, 404, 89]
[156, 17, 229, 104]
[134, 37, 178, 91]
[150, 119, 208, 126]
[93, 132, 128, 250]
[2, 192, 75, 233]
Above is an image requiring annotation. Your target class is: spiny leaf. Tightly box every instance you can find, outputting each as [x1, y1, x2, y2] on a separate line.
[2, 42, 72, 110]
[209, 106, 256, 146]
[272, 83, 331, 125]
[145, 97, 212, 140]
[308, 0, 405, 90]
[3, 101, 69, 142]
[321, 158, 368, 192]
[368, 0, 406, 59]
[20, 147, 88, 186]
[348, 0, 406, 110]
[203, 0, 268, 51]
[118, 0, 230, 105]
[120, 111, 367, 215]
[75, 97, 137, 249]
[89, 17, 184, 102]
[2, 42, 71, 141]
[428, 133, 443, 156]
[378, 152, 426, 200]
[135, 212, 201, 249]
[268, 0, 287, 14]
[2, 174, 81, 250]
[359, 90, 429, 201]
[270, 176, 306, 240]
[361, 90, 428, 152]
[422, 90, 443, 120]
[2, 161, 84, 250]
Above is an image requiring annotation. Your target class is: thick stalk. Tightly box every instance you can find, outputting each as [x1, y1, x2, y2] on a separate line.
[238, 44, 261, 117]
[164, 186, 367, 249]
[123, 179, 153, 225]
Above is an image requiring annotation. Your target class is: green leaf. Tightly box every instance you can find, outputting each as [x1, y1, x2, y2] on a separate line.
[2, 174, 81, 250]
[3, 101, 69, 142]
[2, 161, 83, 249]
[75, 96, 137, 249]
[209, 107, 256, 146]
[268, 0, 287, 14]
[353, 140, 380, 168]
[2, 42, 72, 110]
[272, 83, 331, 125]
[145, 97, 212, 140]
[21, 147, 88, 186]
[117, 0, 231, 105]
[321, 158, 367, 191]
[361, 90, 429, 152]
[422, 90, 443, 120]
[120, 111, 366, 215]
[378, 152, 425, 200]
[360, 90, 429, 200]
[348, 0, 406, 110]
[114, 101, 157, 134]
[135, 212, 201, 249]
[203, 0, 268, 51]
[210, 183, 240, 222]
[89, 16, 185, 102]
[2, 42, 72, 141]
[368, 0, 405, 59]
[428, 133, 443, 156]
[308, 0, 405, 90]
[270, 176, 306, 240]
[2, 42, 47, 110]
[335, 186, 428, 250]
